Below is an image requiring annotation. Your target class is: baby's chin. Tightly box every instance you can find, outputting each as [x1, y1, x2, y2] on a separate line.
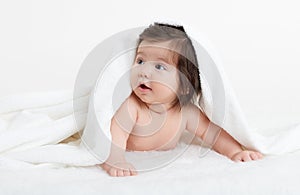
[132, 90, 148, 102]
[132, 91, 157, 105]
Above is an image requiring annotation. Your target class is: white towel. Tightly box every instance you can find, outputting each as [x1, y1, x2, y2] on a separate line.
[1, 27, 300, 167]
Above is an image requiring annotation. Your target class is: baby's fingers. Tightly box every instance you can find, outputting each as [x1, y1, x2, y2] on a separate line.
[127, 164, 138, 176]
[117, 169, 125, 177]
[117, 168, 134, 177]
[117, 168, 136, 177]
[250, 152, 259, 160]
[232, 151, 264, 162]
[123, 169, 131, 176]
[115, 166, 137, 177]
[109, 167, 128, 177]
[231, 152, 247, 162]
[130, 168, 138, 176]
[108, 167, 118, 177]
[250, 152, 263, 160]
[241, 154, 252, 162]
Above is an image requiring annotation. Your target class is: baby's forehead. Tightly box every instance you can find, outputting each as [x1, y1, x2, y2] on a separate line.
[137, 46, 172, 57]
[137, 41, 180, 65]
[138, 40, 181, 52]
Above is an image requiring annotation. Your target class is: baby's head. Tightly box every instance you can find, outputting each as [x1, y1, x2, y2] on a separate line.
[130, 23, 201, 110]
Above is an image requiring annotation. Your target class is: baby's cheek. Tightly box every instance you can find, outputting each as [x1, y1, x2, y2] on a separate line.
[156, 74, 179, 91]
[129, 73, 139, 89]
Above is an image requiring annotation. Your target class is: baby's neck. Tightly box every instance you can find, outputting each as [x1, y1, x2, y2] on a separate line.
[147, 103, 177, 114]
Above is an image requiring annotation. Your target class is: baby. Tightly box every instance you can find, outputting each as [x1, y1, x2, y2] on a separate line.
[101, 23, 263, 177]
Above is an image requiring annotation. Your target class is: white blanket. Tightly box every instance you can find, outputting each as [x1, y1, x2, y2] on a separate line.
[0, 90, 99, 166]
[1, 27, 300, 169]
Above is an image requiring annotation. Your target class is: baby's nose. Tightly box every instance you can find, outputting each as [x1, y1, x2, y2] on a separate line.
[138, 64, 152, 78]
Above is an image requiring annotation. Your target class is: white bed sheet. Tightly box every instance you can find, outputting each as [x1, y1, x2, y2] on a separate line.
[1, 146, 299, 195]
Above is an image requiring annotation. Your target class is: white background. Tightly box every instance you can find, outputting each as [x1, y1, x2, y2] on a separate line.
[0, 0, 299, 129]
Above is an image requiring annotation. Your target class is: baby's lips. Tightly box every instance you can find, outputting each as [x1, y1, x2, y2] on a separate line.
[139, 83, 152, 90]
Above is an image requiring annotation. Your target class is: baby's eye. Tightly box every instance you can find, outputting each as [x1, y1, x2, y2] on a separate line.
[136, 58, 144, 65]
[155, 64, 167, 71]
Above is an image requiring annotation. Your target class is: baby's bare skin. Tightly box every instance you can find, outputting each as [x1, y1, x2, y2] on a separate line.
[126, 100, 185, 151]
[100, 95, 263, 177]
[101, 95, 185, 176]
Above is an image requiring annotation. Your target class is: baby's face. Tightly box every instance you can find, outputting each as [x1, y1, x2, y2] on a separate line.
[130, 40, 180, 107]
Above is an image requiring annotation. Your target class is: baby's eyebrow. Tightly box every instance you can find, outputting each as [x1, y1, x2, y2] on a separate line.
[136, 51, 145, 56]
[156, 57, 170, 64]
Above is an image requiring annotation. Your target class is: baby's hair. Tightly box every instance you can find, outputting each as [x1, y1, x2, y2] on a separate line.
[155, 23, 186, 33]
[134, 22, 202, 109]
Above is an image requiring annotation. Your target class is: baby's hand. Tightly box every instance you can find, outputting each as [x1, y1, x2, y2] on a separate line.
[100, 161, 137, 177]
[231, 150, 263, 162]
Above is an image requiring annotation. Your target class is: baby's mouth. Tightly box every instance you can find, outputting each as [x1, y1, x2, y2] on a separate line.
[139, 83, 152, 90]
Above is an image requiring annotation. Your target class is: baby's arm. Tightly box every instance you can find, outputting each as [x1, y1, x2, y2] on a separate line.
[185, 105, 263, 161]
[210, 127, 263, 161]
[100, 96, 138, 176]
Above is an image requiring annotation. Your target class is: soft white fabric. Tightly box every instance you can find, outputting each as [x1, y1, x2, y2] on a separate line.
[0, 90, 100, 166]
[1, 28, 300, 168]
[1, 139, 300, 195]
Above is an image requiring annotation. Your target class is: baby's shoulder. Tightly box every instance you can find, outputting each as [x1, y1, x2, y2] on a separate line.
[114, 95, 140, 122]
[181, 103, 206, 122]
[122, 94, 145, 115]
[182, 103, 202, 115]
[127, 94, 142, 108]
